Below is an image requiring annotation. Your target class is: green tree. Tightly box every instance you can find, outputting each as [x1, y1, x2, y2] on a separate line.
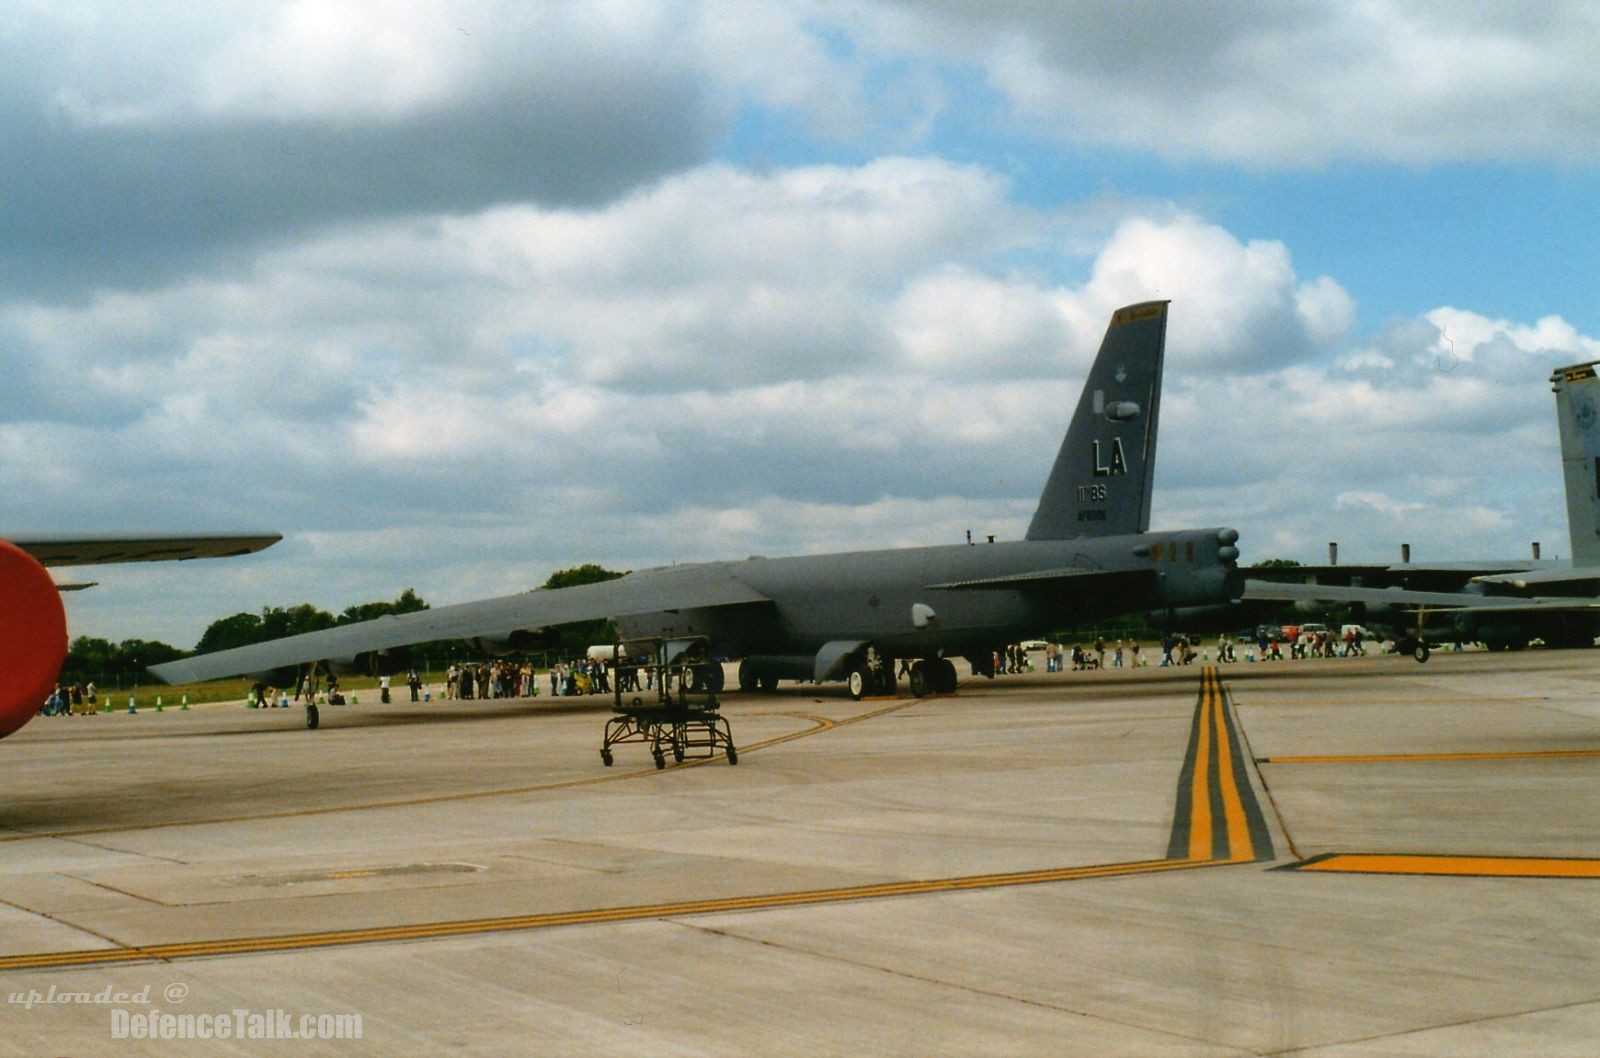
[1250, 558, 1304, 568]
[339, 587, 429, 625]
[542, 564, 626, 658]
[61, 635, 184, 683]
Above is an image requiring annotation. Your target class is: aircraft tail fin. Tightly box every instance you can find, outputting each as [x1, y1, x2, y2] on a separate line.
[1552, 361, 1600, 564]
[1025, 300, 1169, 540]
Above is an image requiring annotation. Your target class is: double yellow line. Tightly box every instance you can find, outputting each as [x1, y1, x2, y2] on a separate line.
[1169, 667, 1273, 864]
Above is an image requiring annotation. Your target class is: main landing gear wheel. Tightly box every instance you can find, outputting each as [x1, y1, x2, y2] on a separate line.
[846, 664, 870, 700]
[758, 674, 778, 693]
[931, 657, 958, 694]
[305, 703, 319, 730]
[738, 660, 759, 693]
[908, 663, 928, 698]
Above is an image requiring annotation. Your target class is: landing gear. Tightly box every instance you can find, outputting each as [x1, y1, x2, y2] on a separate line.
[1398, 636, 1431, 664]
[305, 703, 319, 729]
[907, 658, 958, 697]
[846, 664, 870, 700]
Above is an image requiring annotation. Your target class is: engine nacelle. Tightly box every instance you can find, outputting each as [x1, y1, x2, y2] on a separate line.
[0, 540, 68, 739]
[464, 628, 562, 656]
[326, 646, 414, 678]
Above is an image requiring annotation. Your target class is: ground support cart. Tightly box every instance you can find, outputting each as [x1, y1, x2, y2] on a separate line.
[599, 637, 737, 768]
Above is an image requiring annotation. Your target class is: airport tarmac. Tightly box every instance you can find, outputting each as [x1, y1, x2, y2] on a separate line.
[2, 649, 1599, 1056]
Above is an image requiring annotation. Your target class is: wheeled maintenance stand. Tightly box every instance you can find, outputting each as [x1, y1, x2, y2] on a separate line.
[600, 637, 737, 769]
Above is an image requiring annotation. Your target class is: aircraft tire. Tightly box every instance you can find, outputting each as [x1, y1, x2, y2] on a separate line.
[1397, 636, 1418, 657]
[908, 663, 928, 698]
[932, 658, 958, 694]
[305, 703, 319, 730]
[738, 660, 759, 693]
[846, 665, 868, 700]
[600, 748, 613, 767]
[758, 674, 779, 693]
[1413, 643, 1431, 663]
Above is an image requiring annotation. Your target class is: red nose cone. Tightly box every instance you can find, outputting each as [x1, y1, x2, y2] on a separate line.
[0, 539, 68, 738]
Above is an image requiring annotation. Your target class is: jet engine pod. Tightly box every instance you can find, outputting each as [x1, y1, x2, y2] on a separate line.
[465, 629, 561, 656]
[0, 539, 68, 738]
[326, 646, 413, 677]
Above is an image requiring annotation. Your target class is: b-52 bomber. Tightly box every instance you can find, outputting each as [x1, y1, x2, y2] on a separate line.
[154, 301, 1247, 699]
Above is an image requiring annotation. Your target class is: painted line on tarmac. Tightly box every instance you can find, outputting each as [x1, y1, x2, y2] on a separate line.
[1281, 853, 1600, 879]
[1258, 749, 1600, 765]
[1166, 668, 1274, 863]
[0, 856, 1229, 972]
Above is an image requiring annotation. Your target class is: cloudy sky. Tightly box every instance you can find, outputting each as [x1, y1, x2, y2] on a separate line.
[6, 1, 1599, 648]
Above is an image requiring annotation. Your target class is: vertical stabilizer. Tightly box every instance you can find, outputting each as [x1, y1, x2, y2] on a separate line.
[1552, 361, 1600, 564]
[1025, 300, 1169, 540]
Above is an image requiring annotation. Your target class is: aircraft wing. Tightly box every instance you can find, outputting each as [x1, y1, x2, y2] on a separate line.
[1242, 579, 1600, 612]
[8, 532, 283, 567]
[149, 564, 773, 685]
[1470, 565, 1600, 590]
[927, 567, 1159, 592]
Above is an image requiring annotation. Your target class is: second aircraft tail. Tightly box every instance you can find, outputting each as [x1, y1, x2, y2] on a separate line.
[1552, 361, 1600, 565]
[1025, 301, 1169, 541]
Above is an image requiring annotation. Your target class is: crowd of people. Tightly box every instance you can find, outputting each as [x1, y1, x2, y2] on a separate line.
[37, 624, 1394, 720]
[39, 681, 97, 716]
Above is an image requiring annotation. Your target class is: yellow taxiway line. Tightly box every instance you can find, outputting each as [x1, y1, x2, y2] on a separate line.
[1284, 854, 1600, 879]
[1259, 749, 1600, 765]
[0, 856, 1227, 972]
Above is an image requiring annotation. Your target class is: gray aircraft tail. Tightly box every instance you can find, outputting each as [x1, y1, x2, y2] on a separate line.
[1025, 300, 1169, 540]
[1552, 360, 1600, 564]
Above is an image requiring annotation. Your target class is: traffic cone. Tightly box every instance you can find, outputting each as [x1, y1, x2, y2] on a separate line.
[180, 694, 189, 710]
[155, 696, 163, 712]
[127, 696, 137, 714]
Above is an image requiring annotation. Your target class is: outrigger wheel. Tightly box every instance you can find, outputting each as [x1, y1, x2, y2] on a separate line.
[305, 703, 319, 730]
